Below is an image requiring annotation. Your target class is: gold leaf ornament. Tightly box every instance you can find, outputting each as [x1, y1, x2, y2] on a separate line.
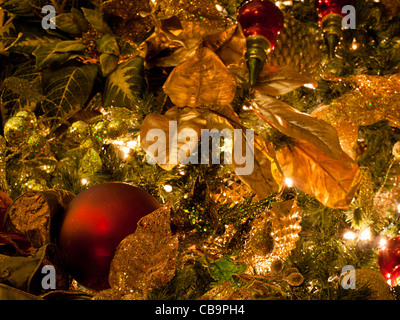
[163, 46, 237, 107]
[140, 106, 207, 170]
[106, 204, 179, 299]
[254, 92, 342, 159]
[275, 140, 362, 209]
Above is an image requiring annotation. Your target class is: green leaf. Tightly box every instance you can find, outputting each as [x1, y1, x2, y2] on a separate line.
[103, 56, 145, 108]
[53, 40, 86, 53]
[205, 255, 247, 287]
[41, 63, 98, 129]
[96, 34, 120, 55]
[71, 8, 90, 32]
[81, 7, 112, 34]
[55, 13, 81, 34]
[33, 43, 71, 69]
[99, 53, 119, 77]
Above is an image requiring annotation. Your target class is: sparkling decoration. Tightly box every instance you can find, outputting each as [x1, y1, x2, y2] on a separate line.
[211, 173, 258, 207]
[57, 182, 161, 291]
[315, 0, 356, 58]
[67, 121, 91, 144]
[312, 73, 400, 156]
[266, 14, 322, 78]
[352, 269, 394, 300]
[378, 236, 400, 287]
[237, 0, 284, 86]
[4, 111, 37, 146]
[157, 0, 228, 27]
[245, 199, 302, 274]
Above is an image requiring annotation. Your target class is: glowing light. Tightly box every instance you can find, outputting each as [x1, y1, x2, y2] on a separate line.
[343, 231, 356, 240]
[304, 83, 316, 89]
[351, 38, 358, 50]
[164, 184, 173, 192]
[359, 228, 371, 241]
[127, 140, 138, 149]
[379, 237, 387, 247]
[285, 177, 293, 188]
[215, 4, 223, 11]
[397, 203, 400, 213]
[81, 178, 88, 185]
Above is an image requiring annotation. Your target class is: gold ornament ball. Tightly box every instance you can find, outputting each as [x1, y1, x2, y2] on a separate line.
[68, 121, 91, 144]
[4, 114, 36, 146]
[354, 269, 394, 300]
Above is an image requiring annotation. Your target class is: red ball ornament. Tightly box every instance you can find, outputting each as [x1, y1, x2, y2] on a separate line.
[378, 236, 400, 287]
[237, 0, 284, 86]
[57, 182, 160, 291]
[314, 0, 356, 59]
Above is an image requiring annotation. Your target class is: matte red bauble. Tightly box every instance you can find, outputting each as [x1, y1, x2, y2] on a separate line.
[378, 236, 400, 287]
[237, 0, 284, 86]
[57, 182, 160, 291]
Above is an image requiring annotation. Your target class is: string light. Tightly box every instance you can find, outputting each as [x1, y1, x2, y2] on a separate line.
[343, 231, 356, 240]
[359, 228, 371, 241]
[164, 184, 173, 192]
[285, 177, 294, 188]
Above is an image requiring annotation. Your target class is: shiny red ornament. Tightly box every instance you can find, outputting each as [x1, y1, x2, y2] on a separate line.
[314, 0, 356, 58]
[237, 0, 284, 87]
[315, 0, 355, 24]
[57, 182, 160, 291]
[237, 0, 284, 50]
[378, 236, 400, 287]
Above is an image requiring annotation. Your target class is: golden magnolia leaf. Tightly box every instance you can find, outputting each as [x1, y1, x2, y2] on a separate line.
[216, 24, 246, 67]
[140, 106, 207, 170]
[163, 47, 236, 107]
[254, 93, 342, 159]
[108, 204, 178, 299]
[233, 135, 283, 199]
[275, 140, 361, 209]
[254, 66, 317, 96]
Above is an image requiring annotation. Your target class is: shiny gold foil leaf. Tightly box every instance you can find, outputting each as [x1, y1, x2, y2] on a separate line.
[254, 93, 342, 160]
[140, 106, 207, 170]
[254, 66, 317, 96]
[108, 204, 178, 299]
[216, 25, 246, 67]
[233, 135, 283, 199]
[276, 140, 361, 209]
[163, 47, 236, 107]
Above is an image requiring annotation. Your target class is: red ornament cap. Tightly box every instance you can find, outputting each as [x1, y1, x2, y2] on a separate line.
[378, 236, 400, 287]
[237, 0, 284, 50]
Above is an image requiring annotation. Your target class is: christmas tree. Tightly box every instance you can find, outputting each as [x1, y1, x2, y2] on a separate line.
[0, 0, 400, 301]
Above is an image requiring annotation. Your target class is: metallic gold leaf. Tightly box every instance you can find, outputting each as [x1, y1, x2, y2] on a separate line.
[108, 204, 178, 299]
[254, 93, 342, 159]
[232, 135, 283, 199]
[216, 25, 246, 67]
[163, 47, 236, 107]
[275, 140, 361, 209]
[140, 106, 207, 170]
[254, 65, 317, 96]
